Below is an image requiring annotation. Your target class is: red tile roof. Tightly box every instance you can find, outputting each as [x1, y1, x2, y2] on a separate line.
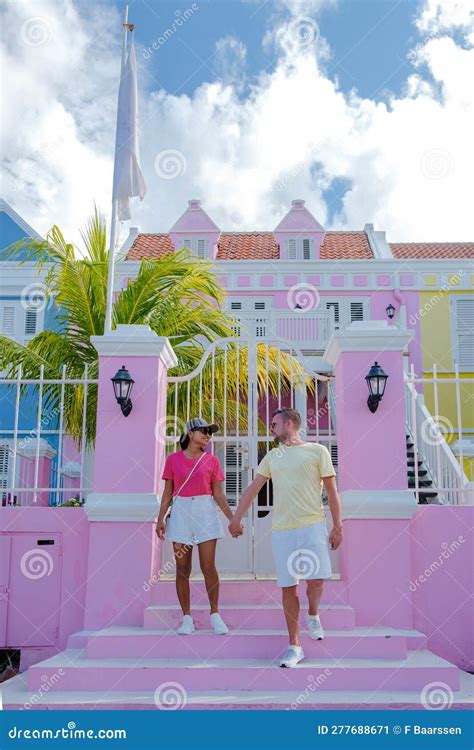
[320, 231, 372, 260]
[217, 232, 279, 259]
[126, 231, 373, 261]
[125, 233, 474, 262]
[390, 243, 474, 259]
[126, 233, 174, 260]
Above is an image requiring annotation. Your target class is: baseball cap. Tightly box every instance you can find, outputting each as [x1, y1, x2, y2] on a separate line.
[185, 417, 219, 434]
[179, 417, 219, 450]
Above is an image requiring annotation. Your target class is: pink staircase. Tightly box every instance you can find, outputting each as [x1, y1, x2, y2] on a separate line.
[2, 579, 472, 710]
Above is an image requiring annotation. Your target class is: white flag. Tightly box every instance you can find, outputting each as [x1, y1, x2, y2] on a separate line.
[112, 34, 147, 221]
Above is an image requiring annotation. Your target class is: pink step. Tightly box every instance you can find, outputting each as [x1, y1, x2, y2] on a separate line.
[151, 579, 347, 606]
[5, 670, 473, 711]
[144, 603, 356, 630]
[85, 626, 411, 660]
[28, 649, 460, 693]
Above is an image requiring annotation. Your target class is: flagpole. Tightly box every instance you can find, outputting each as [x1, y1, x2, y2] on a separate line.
[104, 4, 131, 334]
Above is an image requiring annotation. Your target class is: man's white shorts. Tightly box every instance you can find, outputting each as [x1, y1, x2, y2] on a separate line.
[166, 494, 224, 546]
[271, 521, 332, 588]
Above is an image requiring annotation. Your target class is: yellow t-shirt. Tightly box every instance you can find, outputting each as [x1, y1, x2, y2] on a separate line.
[256, 442, 336, 530]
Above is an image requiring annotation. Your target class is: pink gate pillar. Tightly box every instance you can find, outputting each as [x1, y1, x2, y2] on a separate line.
[324, 320, 417, 628]
[83, 325, 177, 630]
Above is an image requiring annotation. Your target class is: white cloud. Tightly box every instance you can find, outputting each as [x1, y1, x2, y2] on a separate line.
[2, 0, 473, 247]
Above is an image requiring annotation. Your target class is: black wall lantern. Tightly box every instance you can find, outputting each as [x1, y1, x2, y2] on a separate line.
[111, 365, 134, 417]
[385, 303, 395, 320]
[365, 361, 388, 413]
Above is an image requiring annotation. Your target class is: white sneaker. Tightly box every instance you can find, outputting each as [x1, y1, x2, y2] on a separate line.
[279, 645, 305, 667]
[210, 612, 229, 634]
[176, 614, 195, 635]
[305, 613, 324, 640]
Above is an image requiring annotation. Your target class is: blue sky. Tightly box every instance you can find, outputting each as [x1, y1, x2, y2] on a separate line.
[127, 0, 418, 102]
[2, 0, 473, 245]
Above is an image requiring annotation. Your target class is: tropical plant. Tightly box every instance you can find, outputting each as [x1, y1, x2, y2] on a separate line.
[0, 207, 314, 447]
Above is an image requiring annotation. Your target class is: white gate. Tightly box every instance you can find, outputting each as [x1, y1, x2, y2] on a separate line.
[160, 336, 337, 579]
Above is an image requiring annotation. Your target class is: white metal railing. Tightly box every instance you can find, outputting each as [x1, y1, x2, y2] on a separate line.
[405, 363, 473, 505]
[230, 309, 336, 348]
[0, 364, 97, 507]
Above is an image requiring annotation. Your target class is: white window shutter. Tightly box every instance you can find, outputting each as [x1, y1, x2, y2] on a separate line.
[302, 238, 311, 259]
[350, 301, 364, 322]
[25, 308, 37, 336]
[182, 238, 192, 250]
[288, 239, 297, 259]
[196, 239, 207, 258]
[1, 306, 15, 336]
[455, 298, 474, 369]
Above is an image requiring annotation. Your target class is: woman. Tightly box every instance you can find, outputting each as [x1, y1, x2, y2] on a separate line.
[155, 417, 241, 635]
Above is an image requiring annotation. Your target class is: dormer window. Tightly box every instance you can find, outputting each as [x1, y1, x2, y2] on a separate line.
[180, 236, 209, 259]
[285, 237, 313, 260]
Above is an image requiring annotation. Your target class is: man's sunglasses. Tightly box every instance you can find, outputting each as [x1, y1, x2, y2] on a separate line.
[192, 427, 213, 436]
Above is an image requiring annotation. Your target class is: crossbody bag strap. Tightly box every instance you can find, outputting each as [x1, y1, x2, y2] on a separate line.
[173, 451, 208, 498]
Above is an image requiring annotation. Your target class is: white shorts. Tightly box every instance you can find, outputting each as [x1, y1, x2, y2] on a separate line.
[271, 521, 332, 588]
[166, 494, 224, 546]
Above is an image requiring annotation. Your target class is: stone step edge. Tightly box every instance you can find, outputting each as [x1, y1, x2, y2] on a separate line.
[3, 672, 473, 708]
[84, 626, 425, 638]
[29, 648, 456, 670]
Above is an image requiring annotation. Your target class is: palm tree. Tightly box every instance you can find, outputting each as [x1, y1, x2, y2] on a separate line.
[0, 208, 313, 447]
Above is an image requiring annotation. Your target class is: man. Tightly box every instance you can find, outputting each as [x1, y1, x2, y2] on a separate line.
[228, 408, 343, 667]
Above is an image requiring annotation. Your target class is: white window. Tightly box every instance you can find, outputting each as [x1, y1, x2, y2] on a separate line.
[285, 237, 313, 260]
[0, 302, 43, 343]
[180, 236, 209, 259]
[324, 297, 370, 330]
[451, 297, 474, 370]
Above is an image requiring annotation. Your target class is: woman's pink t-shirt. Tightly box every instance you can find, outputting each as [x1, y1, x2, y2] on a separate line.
[161, 451, 225, 497]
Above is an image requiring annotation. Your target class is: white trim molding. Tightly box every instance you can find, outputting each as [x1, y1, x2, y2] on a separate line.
[90, 325, 178, 367]
[324, 320, 414, 366]
[341, 490, 417, 519]
[84, 492, 161, 521]
[17, 437, 57, 459]
[0, 198, 43, 241]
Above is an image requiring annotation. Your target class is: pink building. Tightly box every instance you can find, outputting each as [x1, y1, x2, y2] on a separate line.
[0, 199, 472, 710]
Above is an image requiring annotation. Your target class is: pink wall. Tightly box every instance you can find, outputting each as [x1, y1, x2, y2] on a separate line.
[93, 355, 167, 494]
[409, 505, 473, 671]
[0, 507, 89, 670]
[334, 350, 408, 492]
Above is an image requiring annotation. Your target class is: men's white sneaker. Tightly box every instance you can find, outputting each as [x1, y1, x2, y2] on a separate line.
[210, 612, 229, 634]
[176, 614, 195, 635]
[279, 645, 305, 667]
[305, 613, 324, 640]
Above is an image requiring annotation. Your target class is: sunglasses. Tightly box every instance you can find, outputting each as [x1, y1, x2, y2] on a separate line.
[192, 427, 212, 436]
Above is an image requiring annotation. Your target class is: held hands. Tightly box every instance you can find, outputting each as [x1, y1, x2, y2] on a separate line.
[329, 525, 343, 550]
[228, 516, 244, 538]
